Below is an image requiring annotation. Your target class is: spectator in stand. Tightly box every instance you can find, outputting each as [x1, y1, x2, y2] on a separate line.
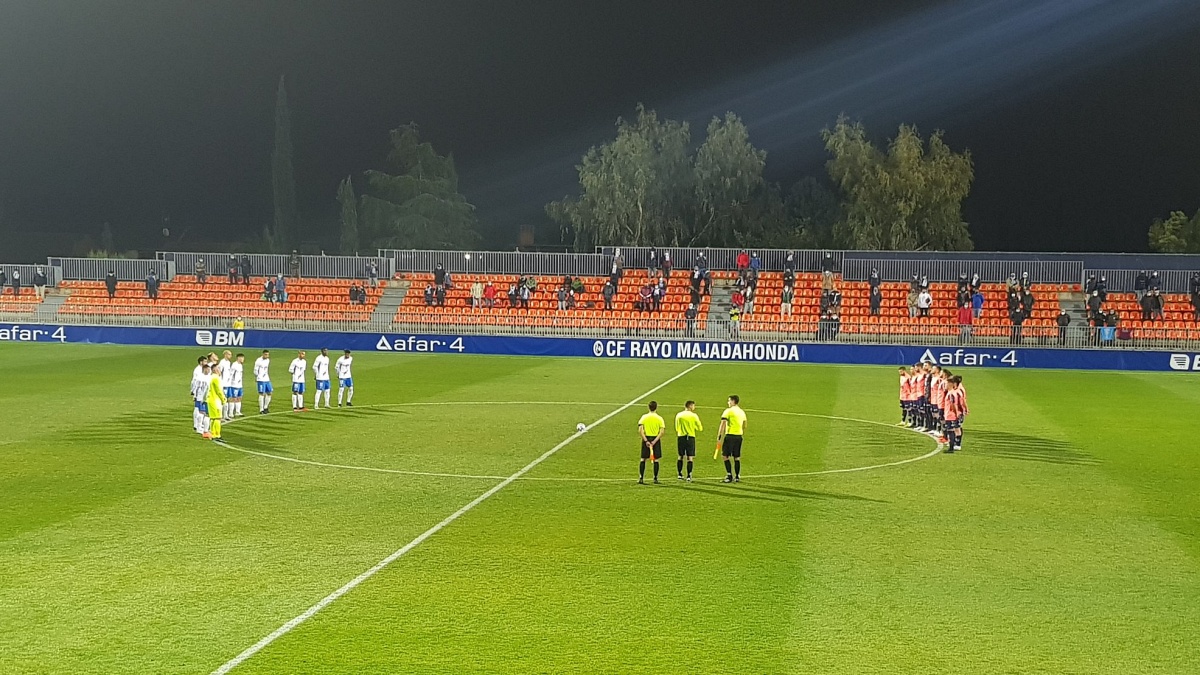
[646, 247, 658, 278]
[434, 283, 447, 306]
[685, 302, 698, 336]
[956, 272, 969, 297]
[728, 305, 741, 338]
[784, 252, 797, 274]
[1140, 289, 1154, 320]
[602, 280, 616, 311]
[743, 285, 755, 315]
[1083, 274, 1098, 296]
[821, 270, 834, 293]
[749, 252, 761, 274]
[241, 255, 252, 284]
[566, 289, 577, 310]
[1007, 272, 1021, 294]
[470, 280, 484, 309]
[1086, 290, 1104, 325]
[910, 273, 921, 294]
[524, 275, 537, 295]
[571, 276, 585, 294]
[649, 281, 663, 312]
[1191, 272, 1200, 321]
[636, 283, 653, 312]
[610, 248, 624, 291]
[347, 285, 358, 305]
[0, 269, 6, 292]
[145, 268, 159, 300]
[263, 276, 275, 302]
[656, 277, 667, 306]
[869, 285, 882, 316]
[868, 267, 881, 291]
[820, 251, 836, 274]
[957, 300, 973, 343]
[696, 252, 710, 295]
[367, 261, 379, 288]
[556, 286, 569, 311]
[483, 281, 497, 308]
[195, 258, 208, 285]
[1020, 271, 1030, 290]
[423, 283, 435, 306]
[1148, 289, 1165, 321]
[956, 284, 970, 311]
[907, 288, 918, 318]
[782, 285, 795, 317]
[10, 268, 20, 296]
[1056, 309, 1071, 345]
[275, 274, 287, 303]
[744, 267, 758, 294]
[735, 249, 750, 273]
[518, 282, 531, 309]
[690, 266, 703, 299]
[731, 287, 745, 314]
[1147, 271, 1161, 292]
[971, 287, 985, 319]
[433, 262, 446, 288]
[33, 267, 47, 300]
[105, 270, 118, 299]
[227, 254, 239, 283]
[1021, 287, 1036, 318]
[1134, 270, 1149, 301]
[1007, 286, 1021, 319]
[916, 288, 932, 318]
[1097, 275, 1109, 302]
[233, 316, 245, 329]
[506, 282, 519, 308]
[919, 274, 930, 291]
[1009, 300, 1026, 344]
[661, 251, 673, 278]
[783, 267, 795, 291]
[289, 250, 300, 278]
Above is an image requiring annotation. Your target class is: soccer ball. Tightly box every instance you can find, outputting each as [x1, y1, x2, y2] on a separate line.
[576, 423, 587, 433]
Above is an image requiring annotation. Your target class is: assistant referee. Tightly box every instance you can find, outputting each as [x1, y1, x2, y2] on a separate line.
[638, 401, 666, 484]
[674, 401, 703, 482]
[718, 395, 747, 483]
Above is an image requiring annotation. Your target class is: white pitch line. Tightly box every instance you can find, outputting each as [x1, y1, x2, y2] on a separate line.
[210, 362, 703, 674]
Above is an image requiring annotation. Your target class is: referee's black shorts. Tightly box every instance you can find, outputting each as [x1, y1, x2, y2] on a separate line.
[722, 434, 744, 458]
[676, 436, 696, 457]
[640, 438, 663, 459]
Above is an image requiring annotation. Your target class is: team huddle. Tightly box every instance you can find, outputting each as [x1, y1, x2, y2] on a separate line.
[635, 396, 747, 484]
[898, 363, 969, 453]
[189, 348, 356, 441]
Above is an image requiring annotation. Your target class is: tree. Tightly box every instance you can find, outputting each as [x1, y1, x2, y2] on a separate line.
[270, 75, 297, 252]
[782, 176, 840, 248]
[823, 116, 974, 251]
[1148, 210, 1200, 253]
[352, 124, 480, 249]
[692, 113, 771, 247]
[337, 176, 360, 255]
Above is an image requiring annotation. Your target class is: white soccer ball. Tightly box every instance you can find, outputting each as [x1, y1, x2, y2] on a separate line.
[576, 423, 587, 433]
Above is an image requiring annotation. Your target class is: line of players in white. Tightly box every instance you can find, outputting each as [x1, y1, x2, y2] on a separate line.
[189, 348, 355, 438]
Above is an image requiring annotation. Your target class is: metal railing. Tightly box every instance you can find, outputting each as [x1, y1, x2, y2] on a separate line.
[0, 263, 57, 288]
[597, 247, 839, 273]
[842, 259, 1084, 285]
[1083, 269, 1198, 294]
[6, 306, 1200, 352]
[50, 258, 175, 282]
[381, 249, 608, 276]
[158, 252, 393, 280]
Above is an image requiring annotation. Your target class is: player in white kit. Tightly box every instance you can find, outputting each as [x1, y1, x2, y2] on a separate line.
[253, 350, 273, 414]
[335, 349, 354, 407]
[312, 347, 332, 409]
[288, 350, 307, 412]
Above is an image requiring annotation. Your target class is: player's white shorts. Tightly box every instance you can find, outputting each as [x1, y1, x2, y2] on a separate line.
[316, 380, 331, 391]
[257, 381, 273, 394]
[339, 378, 353, 388]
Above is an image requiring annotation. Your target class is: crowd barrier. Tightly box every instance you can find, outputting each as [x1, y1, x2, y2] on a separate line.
[4, 322, 1199, 372]
[0, 264, 57, 287]
[158, 252, 393, 280]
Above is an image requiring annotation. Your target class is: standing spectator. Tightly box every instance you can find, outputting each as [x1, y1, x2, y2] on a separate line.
[1083, 274, 1098, 296]
[690, 266, 703, 299]
[1086, 290, 1104, 325]
[33, 267, 48, 300]
[195, 258, 208, 284]
[728, 305, 741, 338]
[910, 273, 921, 293]
[1007, 272, 1020, 294]
[743, 285, 755, 315]
[10, 268, 20, 296]
[696, 252, 710, 295]
[1056, 309, 1071, 345]
[367, 261, 379, 288]
[227, 254, 239, 283]
[651, 281, 664, 312]
[347, 285, 359, 305]
[470, 280, 484, 308]
[781, 286, 795, 317]
[656, 278, 667, 307]
[566, 289, 577, 310]
[105, 270, 118, 299]
[145, 268, 159, 300]
[1134, 270, 1149, 301]
[1140, 290, 1154, 321]
[1021, 287, 1036, 317]
[969, 272, 981, 294]
[610, 248, 624, 291]
[423, 284, 435, 306]
[660, 251, 673, 278]
[433, 262, 446, 288]
[784, 252, 796, 274]
[749, 252, 761, 274]
[434, 283, 446, 306]
[1009, 302, 1026, 344]
[506, 283, 519, 308]
[971, 287, 985, 319]
[483, 281, 497, 308]
[646, 247, 658, 278]
[1147, 271, 1161, 292]
[820, 251, 836, 274]
[518, 282, 531, 309]
[556, 286, 569, 311]
[1148, 289, 1165, 321]
[821, 270, 834, 292]
[957, 300, 973, 343]
[735, 249, 750, 272]
[783, 267, 795, 290]
[602, 280, 616, 310]
[869, 285, 882, 316]
[731, 287, 745, 313]
[917, 288, 932, 317]
[956, 272, 970, 298]
[1191, 272, 1200, 320]
[685, 302, 698, 337]
[241, 254, 252, 284]
[275, 274, 287, 303]
[1020, 271, 1031, 290]
[263, 276, 276, 302]
[906, 288, 918, 318]
[289, 250, 301, 278]
[1097, 275, 1109, 302]
[1007, 287, 1022, 319]
[868, 267, 881, 290]
[0, 269, 6, 292]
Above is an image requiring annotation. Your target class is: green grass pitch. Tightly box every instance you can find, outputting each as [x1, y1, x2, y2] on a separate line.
[2, 342, 1199, 674]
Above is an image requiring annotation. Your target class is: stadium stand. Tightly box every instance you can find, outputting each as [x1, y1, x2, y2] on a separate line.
[0, 287, 43, 314]
[393, 272, 714, 331]
[57, 276, 383, 321]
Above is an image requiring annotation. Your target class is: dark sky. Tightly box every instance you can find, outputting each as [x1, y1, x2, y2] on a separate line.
[2, 0, 1200, 255]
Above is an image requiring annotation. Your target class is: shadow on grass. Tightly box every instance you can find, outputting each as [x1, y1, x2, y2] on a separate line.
[734, 483, 888, 503]
[969, 429, 1099, 466]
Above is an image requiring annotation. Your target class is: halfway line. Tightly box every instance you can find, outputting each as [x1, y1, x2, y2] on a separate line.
[210, 362, 702, 674]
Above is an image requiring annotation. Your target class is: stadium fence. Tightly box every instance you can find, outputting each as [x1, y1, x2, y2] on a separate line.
[50, 257, 175, 282]
[157, 252, 394, 280]
[0, 263, 58, 287]
[380, 249, 608, 276]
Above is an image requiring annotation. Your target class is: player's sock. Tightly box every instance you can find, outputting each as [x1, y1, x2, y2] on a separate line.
[338, 389, 344, 405]
[677, 459, 683, 476]
[210, 418, 221, 439]
[324, 390, 331, 407]
[686, 459, 693, 478]
[652, 462, 660, 480]
[639, 460, 646, 480]
[734, 460, 741, 479]
[236, 401, 242, 415]
[723, 459, 732, 477]
[192, 409, 199, 432]
[347, 387, 353, 403]
[955, 429, 963, 449]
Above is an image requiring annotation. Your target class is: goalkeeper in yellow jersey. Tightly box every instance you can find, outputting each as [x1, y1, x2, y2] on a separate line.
[207, 362, 228, 442]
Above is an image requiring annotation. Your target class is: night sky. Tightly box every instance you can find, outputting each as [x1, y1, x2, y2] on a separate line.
[2, 0, 1200, 256]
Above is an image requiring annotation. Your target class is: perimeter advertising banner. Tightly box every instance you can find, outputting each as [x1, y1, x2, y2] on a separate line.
[3, 323, 1199, 372]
